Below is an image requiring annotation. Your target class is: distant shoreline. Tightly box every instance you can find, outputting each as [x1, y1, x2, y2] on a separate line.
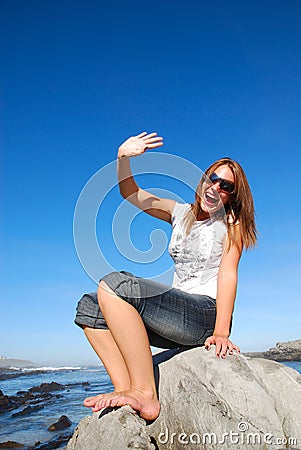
[0, 357, 38, 369]
[242, 339, 301, 362]
[1, 339, 300, 371]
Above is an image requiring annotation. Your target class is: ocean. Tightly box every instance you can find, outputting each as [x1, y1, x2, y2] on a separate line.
[0, 361, 300, 449]
[0, 365, 112, 448]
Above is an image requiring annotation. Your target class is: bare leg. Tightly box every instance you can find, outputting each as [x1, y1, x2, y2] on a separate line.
[83, 328, 131, 411]
[97, 281, 160, 420]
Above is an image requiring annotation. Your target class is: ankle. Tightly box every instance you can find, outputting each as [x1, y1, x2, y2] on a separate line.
[130, 386, 157, 399]
[114, 384, 130, 392]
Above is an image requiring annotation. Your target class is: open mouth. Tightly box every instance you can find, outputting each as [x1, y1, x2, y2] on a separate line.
[204, 191, 220, 207]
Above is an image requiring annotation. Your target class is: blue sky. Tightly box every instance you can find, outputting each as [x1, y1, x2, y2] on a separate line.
[1, 0, 300, 365]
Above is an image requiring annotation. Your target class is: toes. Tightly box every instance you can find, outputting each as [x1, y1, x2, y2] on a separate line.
[104, 396, 116, 407]
[97, 398, 106, 409]
[91, 401, 102, 412]
[109, 396, 120, 407]
[110, 394, 134, 409]
[84, 392, 124, 411]
[84, 396, 100, 406]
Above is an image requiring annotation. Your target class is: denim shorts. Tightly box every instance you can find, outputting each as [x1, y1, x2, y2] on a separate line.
[74, 271, 218, 348]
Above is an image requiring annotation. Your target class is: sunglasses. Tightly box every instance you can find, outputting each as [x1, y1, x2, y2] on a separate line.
[209, 172, 235, 194]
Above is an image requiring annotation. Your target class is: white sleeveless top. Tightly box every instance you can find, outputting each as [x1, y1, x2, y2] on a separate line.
[168, 202, 227, 299]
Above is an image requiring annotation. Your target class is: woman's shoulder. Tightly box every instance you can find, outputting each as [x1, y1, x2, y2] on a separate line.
[171, 202, 191, 220]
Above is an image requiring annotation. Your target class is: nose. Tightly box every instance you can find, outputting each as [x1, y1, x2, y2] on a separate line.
[208, 183, 224, 201]
[210, 182, 221, 193]
[215, 183, 222, 193]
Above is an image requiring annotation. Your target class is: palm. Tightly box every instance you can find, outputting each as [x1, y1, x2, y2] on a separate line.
[118, 132, 163, 158]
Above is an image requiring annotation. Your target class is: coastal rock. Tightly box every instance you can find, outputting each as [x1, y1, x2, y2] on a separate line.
[0, 442, 25, 449]
[67, 406, 156, 450]
[29, 382, 65, 393]
[12, 404, 44, 417]
[0, 390, 15, 413]
[243, 339, 301, 361]
[48, 415, 72, 431]
[0, 369, 50, 382]
[0, 433, 74, 450]
[0, 382, 65, 415]
[32, 432, 73, 449]
[0, 390, 52, 415]
[67, 346, 301, 450]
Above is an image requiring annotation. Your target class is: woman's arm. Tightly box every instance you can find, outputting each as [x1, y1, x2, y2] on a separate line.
[117, 132, 176, 223]
[205, 225, 243, 358]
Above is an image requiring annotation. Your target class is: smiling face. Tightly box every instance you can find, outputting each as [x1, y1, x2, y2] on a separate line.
[199, 164, 235, 216]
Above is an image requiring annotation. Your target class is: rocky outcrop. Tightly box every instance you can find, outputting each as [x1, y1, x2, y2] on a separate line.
[0, 442, 25, 449]
[68, 406, 156, 450]
[0, 358, 38, 369]
[11, 404, 45, 418]
[67, 346, 301, 450]
[0, 382, 64, 415]
[29, 382, 65, 393]
[0, 369, 49, 382]
[0, 432, 74, 450]
[243, 339, 301, 361]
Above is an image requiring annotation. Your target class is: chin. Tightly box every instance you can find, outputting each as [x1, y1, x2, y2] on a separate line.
[200, 199, 223, 216]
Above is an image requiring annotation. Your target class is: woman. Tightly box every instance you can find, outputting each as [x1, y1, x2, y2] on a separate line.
[74, 131, 257, 421]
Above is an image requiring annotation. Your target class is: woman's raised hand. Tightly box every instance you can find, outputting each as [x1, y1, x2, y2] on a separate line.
[118, 132, 163, 159]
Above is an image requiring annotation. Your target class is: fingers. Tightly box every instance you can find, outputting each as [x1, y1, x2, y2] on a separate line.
[135, 131, 163, 143]
[125, 132, 164, 153]
[147, 142, 164, 149]
[204, 336, 214, 350]
[227, 341, 234, 355]
[143, 135, 163, 149]
[142, 132, 158, 139]
[220, 340, 229, 359]
[215, 340, 222, 358]
[144, 136, 163, 144]
[144, 137, 163, 149]
[205, 335, 240, 358]
[232, 343, 240, 353]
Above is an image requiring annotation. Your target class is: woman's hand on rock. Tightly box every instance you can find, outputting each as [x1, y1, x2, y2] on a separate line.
[118, 132, 163, 159]
[204, 335, 240, 358]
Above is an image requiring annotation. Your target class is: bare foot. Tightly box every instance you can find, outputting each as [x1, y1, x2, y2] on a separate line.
[109, 388, 160, 421]
[84, 391, 125, 412]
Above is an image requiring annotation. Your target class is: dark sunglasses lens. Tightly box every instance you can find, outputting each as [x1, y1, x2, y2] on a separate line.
[209, 173, 234, 193]
[209, 173, 221, 183]
[220, 180, 234, 193]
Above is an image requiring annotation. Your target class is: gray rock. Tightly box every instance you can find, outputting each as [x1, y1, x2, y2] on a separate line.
[67, 405, 156, 450]
[67, 347, 301, 450]
[243, 339, 301, 361]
